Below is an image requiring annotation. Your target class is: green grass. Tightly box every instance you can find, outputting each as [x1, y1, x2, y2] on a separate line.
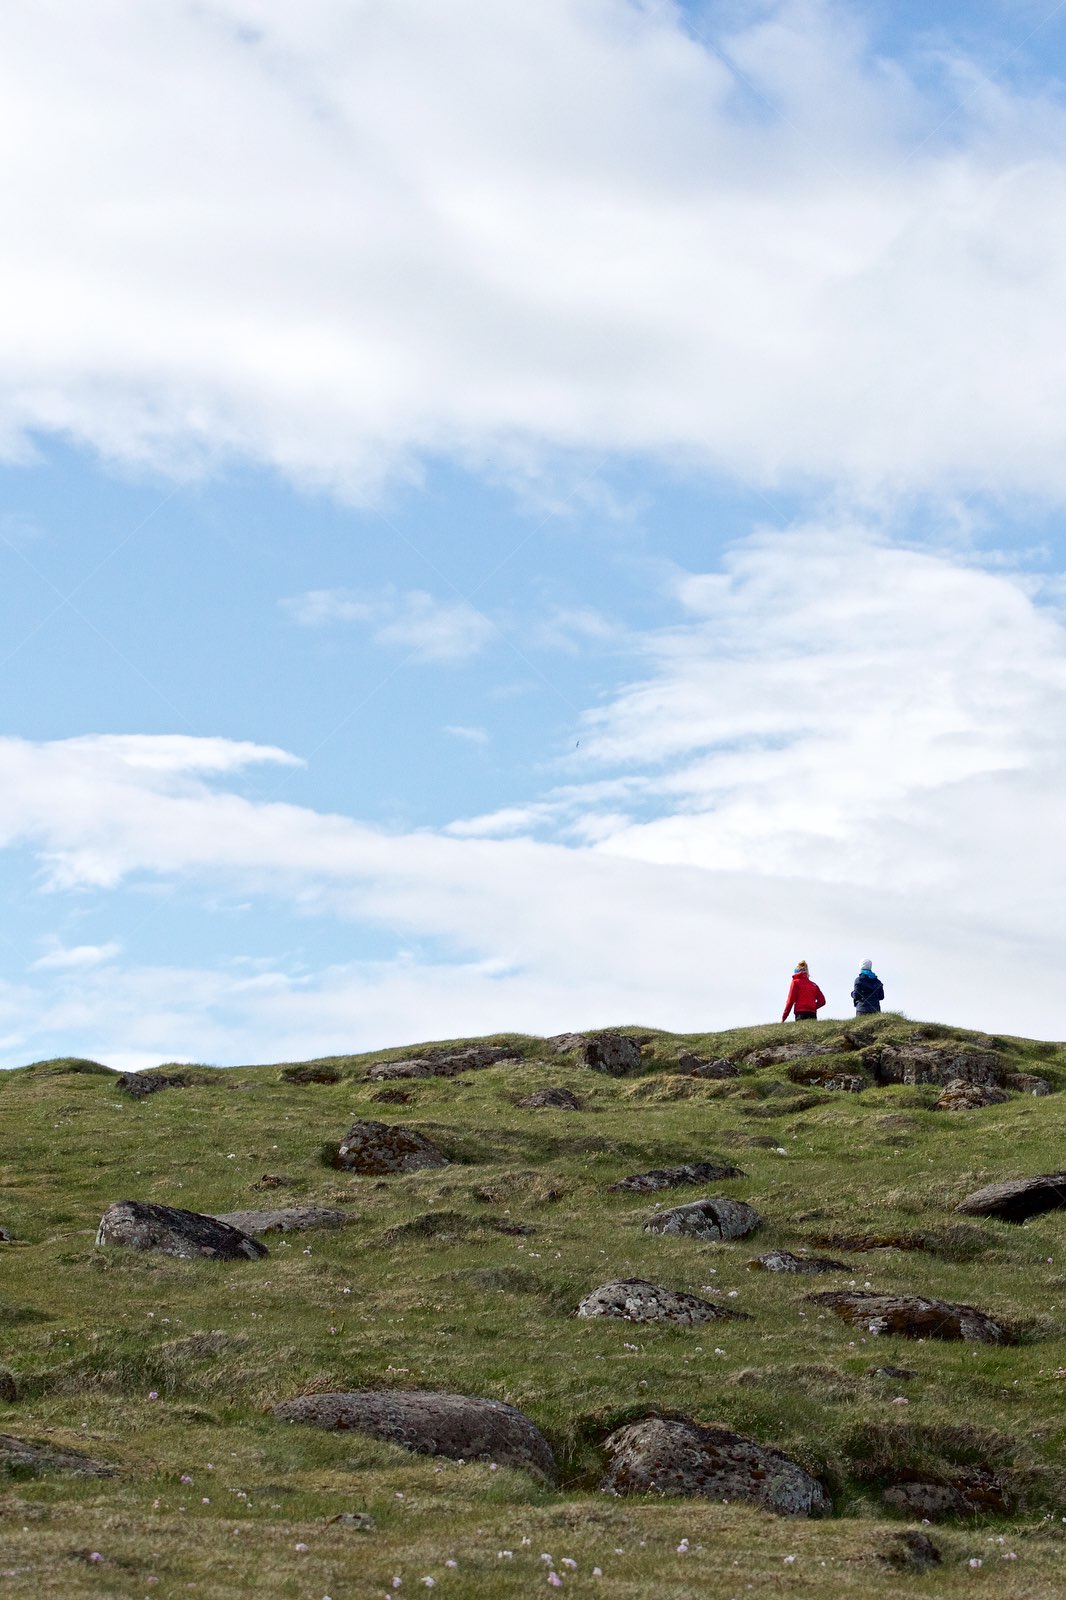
[1, 1014, 1065, 1596]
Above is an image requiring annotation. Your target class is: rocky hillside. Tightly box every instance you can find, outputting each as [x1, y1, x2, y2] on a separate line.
[1, 1013, 1065, 1598]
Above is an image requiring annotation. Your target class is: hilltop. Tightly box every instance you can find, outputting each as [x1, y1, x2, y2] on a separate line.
[1, 1013, 1065, 1598]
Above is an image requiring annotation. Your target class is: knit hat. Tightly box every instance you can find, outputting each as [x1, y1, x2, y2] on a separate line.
[860, 959, 873, 971]
[794, 960, 808, 973]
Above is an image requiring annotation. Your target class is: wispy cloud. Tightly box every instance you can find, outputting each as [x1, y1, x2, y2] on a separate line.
[3, 3, 1066, 499]
[283, 586, 493, 663]
[32, 940, 122, 971]
[443, 724, 490, 745]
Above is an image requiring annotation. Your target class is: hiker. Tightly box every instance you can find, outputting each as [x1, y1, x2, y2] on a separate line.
[781, 960, 826, 1022]
[852, 959, 885, 1015]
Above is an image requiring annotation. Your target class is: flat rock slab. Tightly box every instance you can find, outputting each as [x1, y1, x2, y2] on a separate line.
[644, 1197, 760, 1242]
[600, 1418, 829, 1516]
[675, 1054, 739, 1079]
[743, 1040, 845, 1069]
[0, 1433, 116, 1478]
[862, 1043, 1004, 1088]
[581, 1032, 643, 1076]
[751, 1251, 851, 1275]
[336, 1120, 448, 1175]
[576, 1278, 743, 1325]
[96, 1200, 268, 1261]
[957, 1172, 1066, 1223]
[611, 1161, 746, 1194]
[211, 1206, 351, 1235]
[116, 1072, 193, 1099]
[517, 1087, 587, 1110]
[366, 1045, 519, 1082]
[934, 1079, 1009, 1110]
[272, 1390, 557, 1482]
[807, 1290, 1008, 1343]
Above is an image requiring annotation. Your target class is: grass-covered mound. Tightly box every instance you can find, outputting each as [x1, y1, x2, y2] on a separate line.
[0, 1013, 1064, 1597]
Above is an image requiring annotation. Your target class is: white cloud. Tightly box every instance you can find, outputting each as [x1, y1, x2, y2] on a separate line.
[3, 2, 1066, 499]
[284, 586, 493, 662]
[32, 941, 122, 970]
[4, 522, 1066, 1064]
[444, 724, 490, 744]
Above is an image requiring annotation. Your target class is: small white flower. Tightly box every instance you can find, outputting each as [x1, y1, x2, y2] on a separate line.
[968, 1558, 983, 1569]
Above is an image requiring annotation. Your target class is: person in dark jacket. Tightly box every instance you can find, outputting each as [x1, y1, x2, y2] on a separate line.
[852, 959, 884, 1015]
[781, 960, 826, 1022]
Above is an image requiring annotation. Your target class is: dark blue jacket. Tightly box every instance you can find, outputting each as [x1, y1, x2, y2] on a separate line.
[852, 969, 884, 1013]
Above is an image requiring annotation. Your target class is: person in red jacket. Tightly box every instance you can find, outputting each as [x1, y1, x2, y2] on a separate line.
[781, 960, 826, 1022]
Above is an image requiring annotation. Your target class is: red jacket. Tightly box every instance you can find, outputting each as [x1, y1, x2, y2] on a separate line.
[782, 973, 825, 1020]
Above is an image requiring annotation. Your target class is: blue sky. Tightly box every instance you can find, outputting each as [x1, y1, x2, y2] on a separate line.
[4, 0, 1066, 1066]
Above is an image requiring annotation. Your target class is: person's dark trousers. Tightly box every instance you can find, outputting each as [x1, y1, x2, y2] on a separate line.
[794, 1010, 817, 1020]
[854, 1002, 880, 1014]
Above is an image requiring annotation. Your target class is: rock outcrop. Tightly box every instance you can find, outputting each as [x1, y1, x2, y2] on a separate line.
[211, 1206, 350, 1235]
[674, 1053, 739, 1079]
[576, 1278, 743, 1325]
[95, 1201, 267, 1261]
[807, 1290, 1008, 1343]
[366, 1045, 519, 1081]
[279, 1064, 342, 1084]
[1002, 1072, 1051, 1096]
[0, 1433, 117, 1477]
[956, 1172, 1066, 1222]
[610, 1161, 746, 1194]
[335, 1120, 448, 1175]
[881, 1468, 1010, 1520]
[272, 1390, 557, 1482]
[116, 1071, 194, 1099]
[644, 1197, 760, 1242]
[863, 1043, 1004, 1088]
[751, 1250, 850, 1274]
[600, 1417, 829, 1515]
[581, 1032, 643, 1076]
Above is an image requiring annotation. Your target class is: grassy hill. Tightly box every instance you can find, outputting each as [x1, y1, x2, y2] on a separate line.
[1, 1013, 1065, 1598]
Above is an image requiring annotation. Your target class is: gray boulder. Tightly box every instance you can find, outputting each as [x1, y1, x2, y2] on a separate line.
[751, 1250, 850, 1274]
[336, 1120, 448, 1175]
[882, 1467, 1009, 1520]
[517, 1086, 587, 1110]
[1002, 1072, 1051, 1096]
[610, 1161, 746, 1193]
[600, 1417, 829, 1515]
[934, 1079, 1009, 1110]
[211, 1206, 351, 1235]
[272, 1390, 557, 1482]
[576, 1278, 743, 1325]
[95, 1200, 267, 1261]
[807, 1289, 1008, 1343]
[117, 1071, 193, 1100]
[644, 1197, 760, 1242]
[957, 1172, 1066, 1223]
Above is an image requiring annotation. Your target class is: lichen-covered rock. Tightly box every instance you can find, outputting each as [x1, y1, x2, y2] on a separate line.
[0, 1433, 117, 1477]
[787, 1064, 867, 1092]
[95, 1201, 267, 1260]
[211, 1206, 351, 1235]
[674, 1054, 739, 1079]
[546, 1032, 587, 1054]
[807, 1289, 1008, 1343]
[366, 1045, 518, 1082]
[862, 1043, 1004, 1088]
[934, 1079, 1009, 1110]
[576, 1278, 743, 1325]
[751, 1250, 850, 1275]
[581, 1032, 643, 1076]
[743, 1040, 843, 1069]
[517, 1086, 587, 1110]
[272, 1390, 557, 1482]
[644, 1197, 760, 1242]
[610, 1161, 746, 1193]
[600, 1417, 829, 1515]
[336, 1120, 448, 1175]
[956, 1172, 1066, 1223]
[279, 1064, 342, 1084]
[881, 1468, 1010, 1519]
